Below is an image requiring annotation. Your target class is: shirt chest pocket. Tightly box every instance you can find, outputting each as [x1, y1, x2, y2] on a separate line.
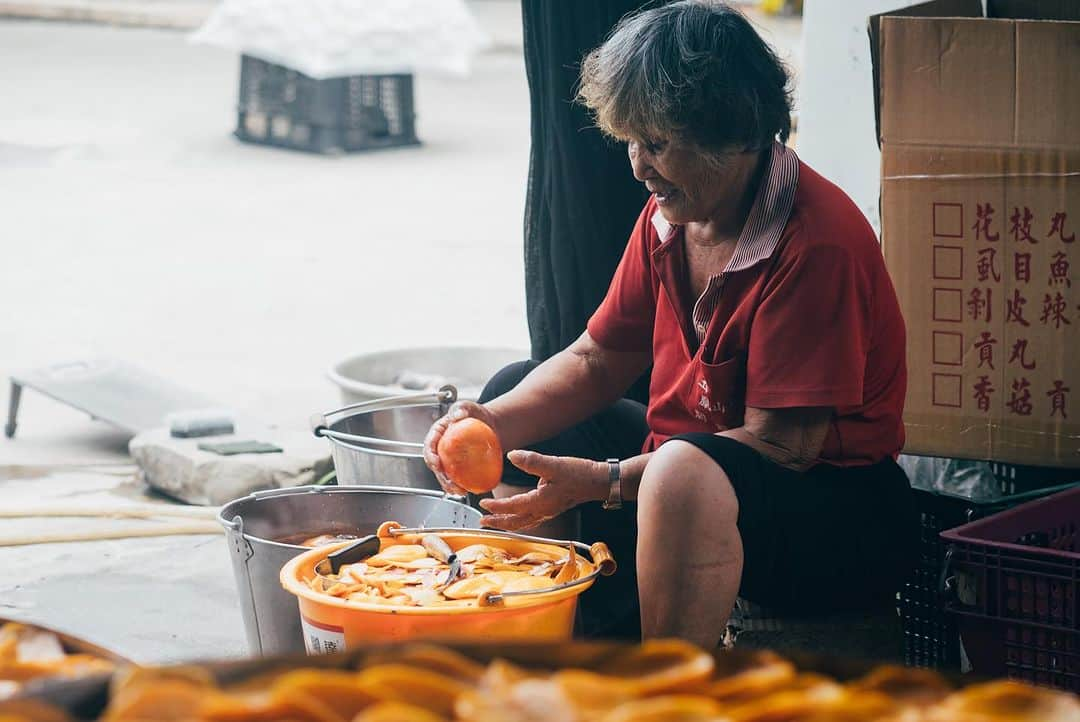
[683, 355, 747, 431]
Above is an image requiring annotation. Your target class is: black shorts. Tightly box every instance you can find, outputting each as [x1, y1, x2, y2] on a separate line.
[669, 433, 917, 615]
[480, 360, 917, 637]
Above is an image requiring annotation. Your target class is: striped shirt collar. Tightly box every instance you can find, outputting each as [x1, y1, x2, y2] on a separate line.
[650, 141, 800, 273]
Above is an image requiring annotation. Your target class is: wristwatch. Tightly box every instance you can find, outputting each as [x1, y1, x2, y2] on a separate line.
[601, 458, 622, 511]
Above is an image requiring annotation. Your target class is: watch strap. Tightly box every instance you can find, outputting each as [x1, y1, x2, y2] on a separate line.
[601, 458, 622, 511]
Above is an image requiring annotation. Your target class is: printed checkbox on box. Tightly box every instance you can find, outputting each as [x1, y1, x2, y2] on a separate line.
[933, 331, 964, 366]
[933, 246, 964, 280]
[932, 202, 964, 238]
[932, 373, 963, 409]
[932, 288, 963, 323]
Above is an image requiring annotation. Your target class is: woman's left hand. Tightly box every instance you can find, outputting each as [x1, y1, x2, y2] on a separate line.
[478, 451, 608, 531]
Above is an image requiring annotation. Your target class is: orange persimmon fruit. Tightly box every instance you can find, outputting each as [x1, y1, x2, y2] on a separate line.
[436, 418, 503, 494]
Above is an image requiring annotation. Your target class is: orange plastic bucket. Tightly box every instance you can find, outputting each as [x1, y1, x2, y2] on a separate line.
[280, 524, 615, 653]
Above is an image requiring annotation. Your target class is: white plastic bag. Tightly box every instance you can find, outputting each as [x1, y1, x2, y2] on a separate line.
[190, 0, 491, 79]
[898, 454, 1001, 501]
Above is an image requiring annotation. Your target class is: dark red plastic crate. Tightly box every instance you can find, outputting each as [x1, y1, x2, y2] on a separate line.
[899, 479, 1077, 670]
[942, 485, 1080, 691]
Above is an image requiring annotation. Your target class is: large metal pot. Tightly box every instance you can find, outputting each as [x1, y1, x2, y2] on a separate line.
[311, 387, 456, 489]
[218, 484, 480, 656]
[327, 346, 523, 405]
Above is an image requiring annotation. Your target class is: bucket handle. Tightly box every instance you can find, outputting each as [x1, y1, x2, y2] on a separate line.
[312, 385, 458, 437]
[477, 575, 593, 607]
[225, 514, 264, 656]
[314, 428, 424, 452]
[385, 526, 618, 606]
[236, 485, 464, 503]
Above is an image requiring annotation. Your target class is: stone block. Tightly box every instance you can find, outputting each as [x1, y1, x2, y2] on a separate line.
[129, 428, 332, 506]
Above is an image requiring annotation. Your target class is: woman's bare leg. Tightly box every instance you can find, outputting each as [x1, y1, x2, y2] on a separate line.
[636, 440, 742, 647]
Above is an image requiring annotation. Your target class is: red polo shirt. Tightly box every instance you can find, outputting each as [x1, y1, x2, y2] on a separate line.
[587, 144, 906, 466]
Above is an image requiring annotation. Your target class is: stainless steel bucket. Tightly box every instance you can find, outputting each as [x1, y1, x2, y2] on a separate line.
[218, 484, 480, 656]
[311, 386, 456, 490]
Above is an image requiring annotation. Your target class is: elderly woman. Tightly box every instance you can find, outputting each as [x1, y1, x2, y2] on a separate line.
[424, 0, 916, 647]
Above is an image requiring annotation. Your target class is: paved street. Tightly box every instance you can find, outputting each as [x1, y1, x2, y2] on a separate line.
[0, 17, 533, 662]
[0, 19, 533, 467]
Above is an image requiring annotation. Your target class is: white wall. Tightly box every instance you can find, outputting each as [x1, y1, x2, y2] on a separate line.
[797, 0, 928, 234]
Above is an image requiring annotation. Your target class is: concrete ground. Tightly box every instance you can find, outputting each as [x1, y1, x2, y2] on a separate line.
[0, 7, 802, 664]
[0, 471, 242, 663]
[0, 19, 532, 468]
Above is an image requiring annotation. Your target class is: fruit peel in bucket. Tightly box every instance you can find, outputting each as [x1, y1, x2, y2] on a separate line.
[305, 526, 597, 610]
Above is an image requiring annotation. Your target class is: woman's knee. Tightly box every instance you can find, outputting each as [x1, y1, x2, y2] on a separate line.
[478, 359, 540, 404]
[639, 440, 738, 524]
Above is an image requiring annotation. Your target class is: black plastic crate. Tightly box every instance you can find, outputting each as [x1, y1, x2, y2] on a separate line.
[987, 461, 1079, 496]
[234, 55, 420, 154]
[899, 476, 1078, 670]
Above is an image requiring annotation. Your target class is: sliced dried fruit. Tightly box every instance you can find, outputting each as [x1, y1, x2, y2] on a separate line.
[103, 679, 217, 722]
[402, 587, 445, 607]
[199, 689, 341, 722]
[454, 545, 510, 565]
[725, 675, 845, 722]
[354, 664, 470, 718]
[529, 563, 554, 577]
[12, 629, 64, 664]
[0, 623, 115, 701]
[307, 532, 592, 609]
[550, 670, 639, 716]
[553, 545, 578, 586]
[602, 640, 716, 695]
[353, 701, 447, 722]
[599, 695, 723, 722]
[268, 669, 381, 720]
[363, 645, 486, 684]
[443, 572, 530, 600]
[477, 658, 541, 691]
[0, 700, 73, 722]
[508, 551, 565, 565]
[501, 575, 563, 594]
[365, 545, 430, 567]
[924, 680, 1080, 722]
[699, 651, 796, 703]
[31, 639, 1080, 722]
[847, 665, 952, 707]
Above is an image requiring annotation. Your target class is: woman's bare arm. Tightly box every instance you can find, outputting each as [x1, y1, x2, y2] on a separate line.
[485, 331, 651, 451]
[719, 406, 832, 471]
[423, 331, 650, 497]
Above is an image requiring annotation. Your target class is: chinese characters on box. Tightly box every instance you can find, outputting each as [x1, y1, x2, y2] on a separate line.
[930, 202, 1073, 420]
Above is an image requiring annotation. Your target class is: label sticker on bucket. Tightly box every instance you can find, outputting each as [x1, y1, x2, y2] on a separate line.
[301, 615, 346, 655]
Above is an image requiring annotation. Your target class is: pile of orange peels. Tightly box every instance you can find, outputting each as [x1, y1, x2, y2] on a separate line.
[2, 639, 1078, 722]
[310, 539, 590, 609]
[0, 623, 114, 701]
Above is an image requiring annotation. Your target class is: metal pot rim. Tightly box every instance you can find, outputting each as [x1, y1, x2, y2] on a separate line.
[325, 345, 524, 399]
[217, 485, 472, 549]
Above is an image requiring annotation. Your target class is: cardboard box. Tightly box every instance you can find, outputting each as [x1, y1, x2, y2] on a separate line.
[872, 0, 1080, 467]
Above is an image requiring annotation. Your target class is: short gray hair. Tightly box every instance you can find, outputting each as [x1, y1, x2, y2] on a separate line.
[578, 0, 792, 152]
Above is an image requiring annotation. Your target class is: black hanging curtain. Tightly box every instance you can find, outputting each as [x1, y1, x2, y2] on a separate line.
[521, 0, 659, 403]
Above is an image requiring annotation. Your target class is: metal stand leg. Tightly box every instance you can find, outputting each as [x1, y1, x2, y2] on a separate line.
[5, 381, 21, 439]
